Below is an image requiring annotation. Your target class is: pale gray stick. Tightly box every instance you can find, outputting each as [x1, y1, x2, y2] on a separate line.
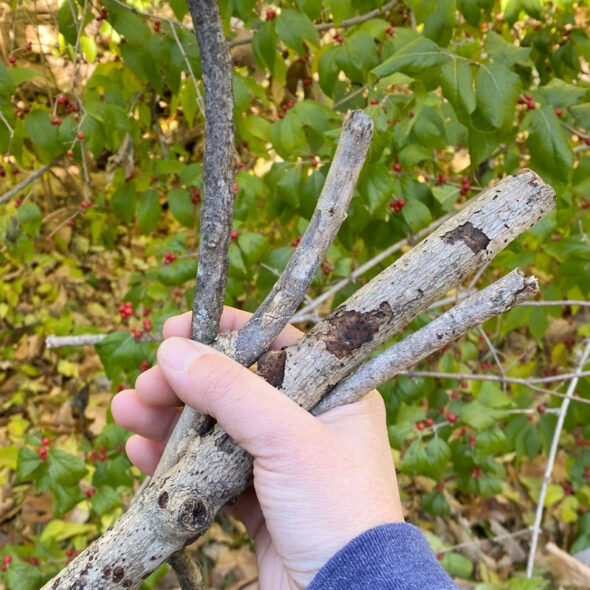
[0, 164, 52, 205]
[313, 269, 538, 414]
[233, 111, 373, 367]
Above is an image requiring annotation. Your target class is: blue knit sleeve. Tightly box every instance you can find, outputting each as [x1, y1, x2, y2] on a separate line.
[307, 523, 458, 590]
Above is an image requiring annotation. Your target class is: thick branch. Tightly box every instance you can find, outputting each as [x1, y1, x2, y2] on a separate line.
[155, 0, 235, 476]
[43, 170, 556, 589]
[312, 269, 539, 415]
[233, 110, 373, 366]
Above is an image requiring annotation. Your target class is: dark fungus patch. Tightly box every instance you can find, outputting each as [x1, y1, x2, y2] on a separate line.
[314, 301, 394, 359]
[442, 222, 490, 254]
[257, 349, 287, 388]
[178, 497, 209, 531]
[215, 432, 235, 453]
[158, 491, 169, 509]
[112, 566, 125, 583]
[102, 566, 112, 579]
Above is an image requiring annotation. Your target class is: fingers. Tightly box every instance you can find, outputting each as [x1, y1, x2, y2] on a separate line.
[157, 337, 323, 459]
[134, 366, 179, 406]
[125, 435, 166, 476]
[111, 390, 182, 441]
[163, 306, 303, 350]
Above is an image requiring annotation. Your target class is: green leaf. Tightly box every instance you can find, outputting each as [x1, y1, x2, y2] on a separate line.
[439, 60, 476, 118]
[538, 78, 587, 108]
[275, 9, 319, 53]
[49, 481, 85, 516]
[423, 0, 456, 47]
[92, 455, 134, 489]
[401, 198, 432, 232]
[10, 67, 42, 86]
[57, 0, 78, 45]
[270, 111, 308, 159]
[80, 35, 97, 63]
[102, 0, 151, 44]
[180, 78, 198, 127]
[252, 21, 277, 73]
[137, 189, 162, 234]
[358, 163, 395, 214]
[5, 561, 44, 590]
[0, 63, 15, 95]
[17, 202, 42, 236]
[424, 437, 451, 480]
[373, 36, 448, 78]
[461, 401, 507, 430]
[40, 520, 95, 544]
[325, 0, 350, 24]
[572, 103, 590, 129]
[401, 439, 430, 474]
[524, 106, 574, 181]
[48, 449, 88, 486]
[168, 188, 194, 227]
[432, 184, 460, 211]
[441, 552, 474, 578]
[96, 332, 133, 380]
[421, 490, 451, 515]
[158, 258, 197, 286]
[485, 31, 531, 67]
[111, 182, 137, 223]
[91, 485, 123, 516]
[474, 62, 520, 130]
[24, 110, 59, 150]
[16, 446, 43, 481]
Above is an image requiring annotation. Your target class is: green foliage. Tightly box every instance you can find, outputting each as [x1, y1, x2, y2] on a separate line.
[1, 0, 590, 586]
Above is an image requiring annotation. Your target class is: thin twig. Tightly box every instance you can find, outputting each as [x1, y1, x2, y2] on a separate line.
[0, 164, 53, 205]
[526, 339, 590, 578]
[233, 111, 373, 366]
[438, 527, 532, 555]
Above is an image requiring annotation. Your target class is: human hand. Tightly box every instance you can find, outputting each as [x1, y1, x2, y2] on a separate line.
[111, 307, 404, 590]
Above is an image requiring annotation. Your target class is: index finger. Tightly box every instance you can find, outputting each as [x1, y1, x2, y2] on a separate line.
[163, 305, 304, 350]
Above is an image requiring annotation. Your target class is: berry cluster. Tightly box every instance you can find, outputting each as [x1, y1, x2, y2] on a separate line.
[517, 92, 536, 110]
[278, 98, 295, 118]
[95, 6, 108, 21]
[388, 198, 406, 213]
[154, 19, 161, 32]
[1, 555, 12, 571]
[333, 32, 344, 44]
[309, 153, 319, 167]
[80, 200, 92, 215]
[86, 487, 97, 499]
[435, 172, 447, 186]
[12, 105, 30, 119]
[265, 10, 276, 20]
[118, 301, 133, 320]
[386, 26, 394, 36]
[191, 187, 201, 203]
[163, 252, 177, 265]
[460, 176, 471, 196]
[38, 436, 51, 461]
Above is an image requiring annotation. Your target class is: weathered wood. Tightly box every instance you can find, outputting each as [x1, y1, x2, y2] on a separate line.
[43, 170, 555, 589]
[313, 269, 539, 415]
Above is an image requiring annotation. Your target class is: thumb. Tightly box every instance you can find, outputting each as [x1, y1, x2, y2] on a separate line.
[157, 337, 321, 458]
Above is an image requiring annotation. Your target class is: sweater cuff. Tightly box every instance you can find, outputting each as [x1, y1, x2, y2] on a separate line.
[307, 523, 458, 590]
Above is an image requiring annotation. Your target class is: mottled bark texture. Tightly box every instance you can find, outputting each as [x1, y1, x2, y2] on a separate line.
[156, 0, 235, 476]
[313, 269, 539, 415]
[43, 170, 555, 590]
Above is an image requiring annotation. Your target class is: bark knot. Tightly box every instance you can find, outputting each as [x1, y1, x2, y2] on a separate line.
[178, 496, 210, 532]
[441, 221, 490, 254]
[158, 492, 169, 509]
[315, 301, 394, 359]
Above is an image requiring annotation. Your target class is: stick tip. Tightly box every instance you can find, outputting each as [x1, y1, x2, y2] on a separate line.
[344, 110, 373, 141]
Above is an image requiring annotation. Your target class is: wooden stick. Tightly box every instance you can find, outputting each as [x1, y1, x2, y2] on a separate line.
[313, 269, 539, 414]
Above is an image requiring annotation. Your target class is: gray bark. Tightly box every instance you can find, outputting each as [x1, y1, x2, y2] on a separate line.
[42, 169, 555, 590]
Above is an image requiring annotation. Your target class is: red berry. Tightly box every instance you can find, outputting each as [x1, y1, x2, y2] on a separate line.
[132, 329, 142, 339]
[77, 132, 85, 140]
[1, 564, 6, 572]
[472, 466, 482, 479]
[310, 159, 318, 167]
[38, 447, 48, 460]
[386, 26, 394, 36]
[524, 93, 532, 101]
[139, 360, 150, 372]
[116, 384, 124, 393]
[116, 444, 123, 452]
[42, 437, 50, 446]
[409, 110, 414, 118]
[100, 7, 107, 18]
[28, 557, 39, 566]
[469, 434, 476, 446]
[56, 94, 68, 105]
[303, 77, 313, 87]
[153, 19, 161, 31]
[66, 150, 74, 157]
[322, 264, 331, 275]
[370, 98, 378, 105]
[100, 445, 106, 453]
[425, 418, 434, 427]
[278, 113, 284, 119]
[416, 422, 425, 431]
[397, 198, 406, 208]
[538, 404, 546, 414]
[8, 56, 16, 64]
[191, 187, 201, 203]
[555, 107, 563, 117]
[14, 198, 21, 208]
[0, 167, 5, 177]
[98, 453, 106, 462]
[231, 229, 239, 240]
[50, 118, 62, 126]
[11, 166, 19, 175]
[518, 97, 525, 105]
[393, 162, 402, 172]
[3, 556, 12, 565]
[265, 10, 276, 20]
[45, 235, 51, 242]
[86, 488, 96, 498]
[233, 183, 239, 193]
[143, 307, 151, 316]
[291, 236, 301, 247]
[26, 42, 32, 51]
[66, 548, 75, 557]
[143, 318, 152, 332]
[447, 412, 457, 423]
[90, 449, 98, 462]
[125, 170, 135, 181]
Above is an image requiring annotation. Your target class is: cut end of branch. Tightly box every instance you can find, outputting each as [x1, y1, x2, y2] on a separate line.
[343, 110, 373, 143]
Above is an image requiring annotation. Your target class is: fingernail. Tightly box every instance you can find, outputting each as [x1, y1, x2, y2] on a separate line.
[158, 337, 205, 372]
